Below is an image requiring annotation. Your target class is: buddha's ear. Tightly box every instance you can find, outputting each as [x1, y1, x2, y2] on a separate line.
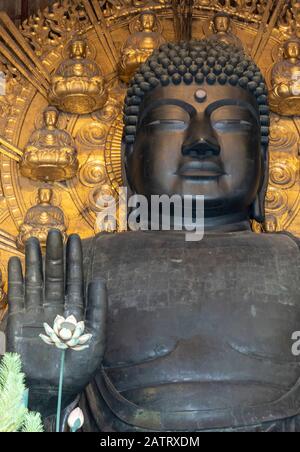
[122, 139, 134, 193]
[250, 194, 265, 223]
[250, 149, 269, 223]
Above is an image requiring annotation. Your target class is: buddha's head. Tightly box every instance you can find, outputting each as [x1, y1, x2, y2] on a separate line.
[44, 106, 59, 129]
[69, 38, 87, 59]
[123, 40, 269, 226]
[38, 187, 53, 205]
[213, 12, 231, 34]
[140, 11, 156, 33]
[284, 38, 300, 62]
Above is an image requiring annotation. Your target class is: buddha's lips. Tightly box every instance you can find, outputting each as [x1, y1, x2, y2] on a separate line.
[177, 161, 224, 179]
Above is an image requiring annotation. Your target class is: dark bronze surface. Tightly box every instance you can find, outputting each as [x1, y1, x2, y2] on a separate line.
[127, 83, 264, 226]
[5, 40, 300, 431]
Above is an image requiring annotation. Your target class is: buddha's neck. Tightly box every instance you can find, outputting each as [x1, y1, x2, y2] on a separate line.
[195, 212, 251, 233]
[141, 212, 252, 234]
[204, 212, 252, 233]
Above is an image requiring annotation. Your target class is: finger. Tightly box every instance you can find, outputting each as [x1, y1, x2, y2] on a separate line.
[44, 229, 64, 315]
[8, 256, 24, 314]
[86, 280, 107, 337]
[25, 237, 43, 310]
[65, 234, 84, 320]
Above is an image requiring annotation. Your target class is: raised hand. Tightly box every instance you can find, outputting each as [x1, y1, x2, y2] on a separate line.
[6, 230, 107, 418]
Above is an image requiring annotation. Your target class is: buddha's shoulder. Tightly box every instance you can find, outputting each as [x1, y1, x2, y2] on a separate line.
[81, 231, 166, 254]
[81, 230, 300, 255]
[81, 231, 300, 284]
[234, 230, 300, 250]
[259, 231, 300, 251]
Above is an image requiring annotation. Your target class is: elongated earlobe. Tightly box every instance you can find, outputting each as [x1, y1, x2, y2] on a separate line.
[250, 148, 268, 223]
[122, 141, 135, 193]
[250, 194, 265, 223]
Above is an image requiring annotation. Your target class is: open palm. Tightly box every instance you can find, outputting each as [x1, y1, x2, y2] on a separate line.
[6, 230, 107, 417]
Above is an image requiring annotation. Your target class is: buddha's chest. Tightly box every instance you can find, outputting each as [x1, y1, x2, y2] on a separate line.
[84, 231, 300, 372]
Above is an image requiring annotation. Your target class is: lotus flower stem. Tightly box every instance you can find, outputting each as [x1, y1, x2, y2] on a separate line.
[39, 315, 92, 432]
[56, 350, 66, 433]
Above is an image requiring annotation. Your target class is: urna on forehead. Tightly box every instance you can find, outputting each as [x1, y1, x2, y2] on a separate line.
[124, 39, 270, 151]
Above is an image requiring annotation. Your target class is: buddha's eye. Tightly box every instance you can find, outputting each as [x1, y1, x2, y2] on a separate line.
[143, 105, 190, 130]
[212, 119, 253, 132]
[145, 119, 188, 130]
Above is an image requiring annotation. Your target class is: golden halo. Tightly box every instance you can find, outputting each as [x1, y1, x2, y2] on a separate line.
[104, 113, 124, 194]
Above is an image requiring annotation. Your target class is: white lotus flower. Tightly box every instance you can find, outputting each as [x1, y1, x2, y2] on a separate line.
[39, 315, 92, 351]
[67, 407, 84, 432]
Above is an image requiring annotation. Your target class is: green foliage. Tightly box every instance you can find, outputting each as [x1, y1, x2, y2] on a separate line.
[0, 353, 43, 432]
[21, 412, 44, 433]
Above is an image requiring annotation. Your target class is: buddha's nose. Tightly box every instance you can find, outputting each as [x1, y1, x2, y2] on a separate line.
[182, 138, 220, 158]
[182, 118, 220, 158]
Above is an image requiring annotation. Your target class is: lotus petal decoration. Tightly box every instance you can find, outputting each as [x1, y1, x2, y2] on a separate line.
[39, 315, 92, 351]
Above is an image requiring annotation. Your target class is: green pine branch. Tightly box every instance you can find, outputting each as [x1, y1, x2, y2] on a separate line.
[0, 353, 44, 432]
[22, 412, 44, 433]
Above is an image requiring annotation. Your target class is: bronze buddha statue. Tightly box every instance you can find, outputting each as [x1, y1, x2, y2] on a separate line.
[5, 40, 300, 432]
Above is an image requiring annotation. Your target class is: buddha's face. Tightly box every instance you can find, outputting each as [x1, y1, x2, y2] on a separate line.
[70, 40, 86, 59]
[38, 188, 52, 204]
[285, 40, 300, 60]
[141, 13, 156, 32]
[127, 83, 263, 219]
[44, 109, 58, 128]
[214, 15, 230, 33]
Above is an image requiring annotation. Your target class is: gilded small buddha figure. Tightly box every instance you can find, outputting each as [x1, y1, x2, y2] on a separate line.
[20, 106, 78, 182]
[49, 37, 108, 115]
[17, 188, 67, 251]
[119, 11, 165, 83]
[269, 38, 300, 116]
[209, 12, 243, 49]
